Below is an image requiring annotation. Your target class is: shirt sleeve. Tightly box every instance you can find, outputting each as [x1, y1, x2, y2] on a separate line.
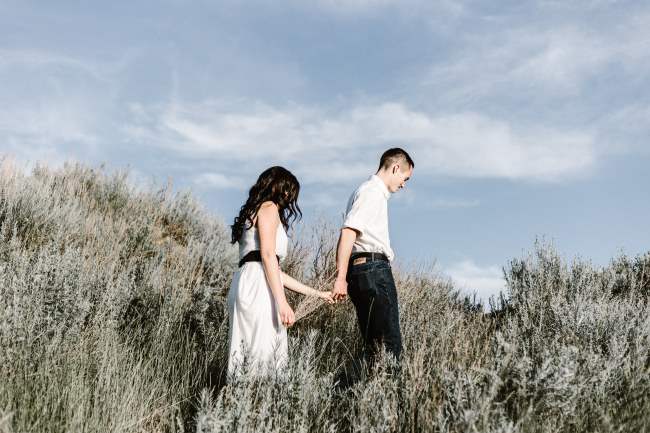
[342, 188, 376, 236]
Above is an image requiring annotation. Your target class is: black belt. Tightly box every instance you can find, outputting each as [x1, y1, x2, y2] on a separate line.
[349, 252, 389, 264]
[238, 250, 280, 268]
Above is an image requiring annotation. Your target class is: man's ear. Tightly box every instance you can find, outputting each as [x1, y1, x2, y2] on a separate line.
[392, 164, 399, 174]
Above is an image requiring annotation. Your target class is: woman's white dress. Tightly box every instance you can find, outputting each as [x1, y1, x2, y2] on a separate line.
[226, 223, 289, 378]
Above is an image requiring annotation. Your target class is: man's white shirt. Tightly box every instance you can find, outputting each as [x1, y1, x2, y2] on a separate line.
[342, 174, 394, 261]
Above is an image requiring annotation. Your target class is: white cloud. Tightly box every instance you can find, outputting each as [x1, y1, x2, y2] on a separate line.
[424, 14, 650, 102]
[0, 49, 122, 163]
[509, 29, 612, 90]
[0, 49, 103, 77]
[0, 97, 98, 169]
[126, 100, 596, 184]
[355, 104, 596, 180]
[192, 172, 246, 190]
[445, 260, 505, 307]
[0, 102, 98, 147]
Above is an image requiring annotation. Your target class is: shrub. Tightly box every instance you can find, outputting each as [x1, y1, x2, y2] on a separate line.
[0, 161, 648, 432]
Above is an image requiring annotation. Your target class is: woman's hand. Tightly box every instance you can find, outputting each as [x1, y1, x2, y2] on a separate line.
[278, 301, 295, 327]
[318, 290, 335, 304]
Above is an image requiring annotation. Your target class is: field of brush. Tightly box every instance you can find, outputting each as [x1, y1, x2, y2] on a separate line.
[0, 162, 648, 433]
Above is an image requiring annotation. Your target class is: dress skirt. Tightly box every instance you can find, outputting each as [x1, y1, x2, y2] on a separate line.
[226, 262, 288, 378]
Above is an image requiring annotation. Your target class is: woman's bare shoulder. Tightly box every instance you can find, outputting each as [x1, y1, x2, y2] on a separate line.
[254, 201, 279, 225]
[259, 200, 278, 210]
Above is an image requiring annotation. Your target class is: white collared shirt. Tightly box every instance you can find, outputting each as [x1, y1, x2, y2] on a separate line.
[342, 174, 394, 261]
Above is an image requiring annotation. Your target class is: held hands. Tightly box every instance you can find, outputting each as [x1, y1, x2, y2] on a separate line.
[317, 290, 335, 304]
[332, 277, 348, 302]
[278, 301, 295, 327]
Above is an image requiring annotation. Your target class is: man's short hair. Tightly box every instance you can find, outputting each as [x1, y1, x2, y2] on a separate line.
[379, 148, 414, 171]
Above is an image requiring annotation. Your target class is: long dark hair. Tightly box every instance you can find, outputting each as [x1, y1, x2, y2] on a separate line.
[231, 166, 302, 244]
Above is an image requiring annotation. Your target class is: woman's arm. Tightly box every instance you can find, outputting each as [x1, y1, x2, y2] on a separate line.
[281, 272, 334, 303]
[257, 201, 295, 326]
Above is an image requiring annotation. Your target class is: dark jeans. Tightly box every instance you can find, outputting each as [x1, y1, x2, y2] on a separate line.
[347, 259, 402, 364]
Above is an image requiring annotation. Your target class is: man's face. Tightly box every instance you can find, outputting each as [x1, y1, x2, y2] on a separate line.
[388, 164, 413, 193]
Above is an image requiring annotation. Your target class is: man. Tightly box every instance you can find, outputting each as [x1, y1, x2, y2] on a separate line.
[333, 148, 414, 365]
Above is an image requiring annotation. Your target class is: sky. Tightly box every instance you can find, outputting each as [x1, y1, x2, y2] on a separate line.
[1, 0, 649, 306]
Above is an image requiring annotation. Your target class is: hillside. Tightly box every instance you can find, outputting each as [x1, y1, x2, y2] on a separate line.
[0, 161, 648, 433]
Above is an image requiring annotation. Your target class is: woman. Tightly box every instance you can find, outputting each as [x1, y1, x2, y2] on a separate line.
[227, 166, 333, 378]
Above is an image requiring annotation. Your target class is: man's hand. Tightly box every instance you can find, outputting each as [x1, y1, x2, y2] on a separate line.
[332, 277, 348, 302]
[333, 227, 356, 303]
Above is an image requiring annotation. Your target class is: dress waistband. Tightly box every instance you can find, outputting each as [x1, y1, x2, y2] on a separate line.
[238, 250, 280, 268]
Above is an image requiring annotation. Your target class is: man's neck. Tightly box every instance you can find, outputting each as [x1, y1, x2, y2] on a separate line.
[375, 171, 391, 189]
[373, 171, 392, 198]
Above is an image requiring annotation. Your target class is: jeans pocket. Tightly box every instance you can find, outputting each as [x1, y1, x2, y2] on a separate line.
[352, 269, 377, 298]
[375, 267, 396, 306]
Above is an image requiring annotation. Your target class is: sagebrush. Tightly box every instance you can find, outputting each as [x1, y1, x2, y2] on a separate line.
[1, 161, 648, 433]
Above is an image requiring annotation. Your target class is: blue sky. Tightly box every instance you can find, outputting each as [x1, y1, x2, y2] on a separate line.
[1, 0, 649, 305]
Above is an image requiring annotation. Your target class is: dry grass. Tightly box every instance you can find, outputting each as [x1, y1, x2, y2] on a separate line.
[1, 161, 649, 433]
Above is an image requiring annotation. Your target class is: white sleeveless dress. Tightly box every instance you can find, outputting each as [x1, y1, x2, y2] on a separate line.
[226, 223, 289, 378]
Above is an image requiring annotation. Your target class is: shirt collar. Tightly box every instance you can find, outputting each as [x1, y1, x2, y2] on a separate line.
[370, 174, 391, 199]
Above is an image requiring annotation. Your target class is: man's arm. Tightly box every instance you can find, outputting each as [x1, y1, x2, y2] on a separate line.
[332, 227, 358, 301]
